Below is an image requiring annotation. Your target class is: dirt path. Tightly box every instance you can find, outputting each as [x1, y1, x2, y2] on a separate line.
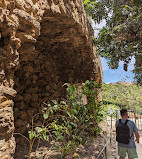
[136, 130, 142, 159]
[136, 143, 142, 159]
[125, 130, 142, 159]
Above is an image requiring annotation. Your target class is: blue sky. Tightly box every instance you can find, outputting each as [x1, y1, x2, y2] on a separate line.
[92, 20, 135, 84]
[101, 57, 135, 84]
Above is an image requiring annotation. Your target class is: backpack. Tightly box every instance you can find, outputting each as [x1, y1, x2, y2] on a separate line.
[116, 119, 132, 144]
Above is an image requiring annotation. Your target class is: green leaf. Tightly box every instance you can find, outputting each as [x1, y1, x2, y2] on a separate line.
[71, 109, 78, 114]
[82, 83, 85, 86]
[78, 137, 83, 142]
[77, 101, 81, 105]
[70, 122, 77, 127]
[85, 80, 90, 85]
[62, 116, 65, 121]
[35, 127, 43, 133]
[67, 124, 72, 129]
[73, 116, 79, 121]
[29, 131, 35, 140]
[67, 111, 71, 117]
[43, 113, 49, 119]
[54, 104, 58, 110]
[43, 135, 47, 140]
[83, 0, 90, 5]
[52, 100, 58, 104]
[55, 125, 58, 130]
[62, 83, 69, 87]
[48, 104, 51, 107]
[42, 107, 47, 111]
[60, 101, 66, 105]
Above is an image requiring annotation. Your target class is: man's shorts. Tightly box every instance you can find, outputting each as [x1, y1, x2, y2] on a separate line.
[118, 146, 138, 158]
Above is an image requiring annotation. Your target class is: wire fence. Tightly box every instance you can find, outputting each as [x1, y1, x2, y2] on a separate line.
[96, 116, 115, 159]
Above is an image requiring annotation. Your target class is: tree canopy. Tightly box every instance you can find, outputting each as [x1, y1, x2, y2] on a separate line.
[102, 82, 142, 111]
[83, 0, 142, 84]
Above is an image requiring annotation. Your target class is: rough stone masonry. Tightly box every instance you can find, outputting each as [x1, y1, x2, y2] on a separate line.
[0, 0, 102, 158]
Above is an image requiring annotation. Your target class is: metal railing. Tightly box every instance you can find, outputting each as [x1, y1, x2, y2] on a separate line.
[96, 116, 114, 159]
[96, 137, 110, 159]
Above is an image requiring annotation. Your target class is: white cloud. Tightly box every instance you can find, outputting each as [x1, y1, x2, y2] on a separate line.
[101, 57, 109, 71]
[119, 60, 123, 66]
[110, 69, 122, 74]
[128, 56, 135, 71]
[117, 56, 135, 71]
[91, 19, 106, 36]
[101, 56, 135, 72]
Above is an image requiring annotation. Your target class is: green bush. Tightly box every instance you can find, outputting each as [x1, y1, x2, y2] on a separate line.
[28, 80, 103, 158]
[102, 83, 142, 111]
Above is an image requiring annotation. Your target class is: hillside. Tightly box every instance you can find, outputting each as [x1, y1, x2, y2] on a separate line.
[102, 82, 142, 111]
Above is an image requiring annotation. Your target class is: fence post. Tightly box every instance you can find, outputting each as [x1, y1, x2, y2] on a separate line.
[105, 147, 107, 159]
[116, 109, 118, 120]
[109, 114, 112, 146]
[134, 111, 136, 124]
[110, 109, 113, 146]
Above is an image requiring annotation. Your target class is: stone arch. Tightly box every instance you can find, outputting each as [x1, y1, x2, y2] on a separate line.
[14, 0, 97, 135]
[0, 0, 102, 158]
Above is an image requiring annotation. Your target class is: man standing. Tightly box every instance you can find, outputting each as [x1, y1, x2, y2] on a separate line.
[116, 109, 140, 159]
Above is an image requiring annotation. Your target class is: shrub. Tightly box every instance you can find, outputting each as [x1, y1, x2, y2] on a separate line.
[28, 80, 103, 158]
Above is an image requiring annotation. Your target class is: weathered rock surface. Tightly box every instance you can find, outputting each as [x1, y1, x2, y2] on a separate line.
[0, 0, 102, 158]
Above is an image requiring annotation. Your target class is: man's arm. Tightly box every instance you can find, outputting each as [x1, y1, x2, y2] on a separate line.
[134, 132, 140, 143]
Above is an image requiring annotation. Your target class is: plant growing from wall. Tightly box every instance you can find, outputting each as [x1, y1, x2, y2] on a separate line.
[27, 80, 103, 158]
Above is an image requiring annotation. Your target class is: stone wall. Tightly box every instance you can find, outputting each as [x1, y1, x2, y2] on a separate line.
[0, 0, 102, 158]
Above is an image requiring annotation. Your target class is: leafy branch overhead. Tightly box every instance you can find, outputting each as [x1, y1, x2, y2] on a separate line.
[83, 0, 142, 84]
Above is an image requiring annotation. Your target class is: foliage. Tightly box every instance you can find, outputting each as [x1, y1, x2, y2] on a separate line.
[83, 0, 142, 85]
[83, 0, 110, 23]
[28, 80, 103, 158]
[102, 82, 142, 112]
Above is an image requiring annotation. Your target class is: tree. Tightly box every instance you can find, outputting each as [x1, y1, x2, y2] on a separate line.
[102, 83, 142, 111]
[83, 0, 142, 85]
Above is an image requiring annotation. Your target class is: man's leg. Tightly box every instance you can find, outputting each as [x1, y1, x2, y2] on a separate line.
[128, 148, 138, 159]
[118, 146, 127, 159]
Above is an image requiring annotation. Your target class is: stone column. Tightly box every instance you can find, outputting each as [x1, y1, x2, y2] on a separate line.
[0, 87, 16, 159]
[0, 2, 20, 157]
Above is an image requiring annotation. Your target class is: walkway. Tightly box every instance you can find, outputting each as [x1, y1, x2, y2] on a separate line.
[136, 130, 142, 159]
[126, 130, 142, 159]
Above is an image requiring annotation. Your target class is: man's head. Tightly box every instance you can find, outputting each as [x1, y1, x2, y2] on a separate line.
[120, 109, 128, 118]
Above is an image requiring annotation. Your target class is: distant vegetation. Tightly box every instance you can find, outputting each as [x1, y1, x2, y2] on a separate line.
[102, 82, 142, 112]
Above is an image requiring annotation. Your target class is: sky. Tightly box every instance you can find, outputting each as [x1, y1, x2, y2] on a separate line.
[92, 20, 135, 84]
[101, 57, 135, 84]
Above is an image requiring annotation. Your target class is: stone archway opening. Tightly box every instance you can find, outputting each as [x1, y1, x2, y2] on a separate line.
[13, 12, 97, 158]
